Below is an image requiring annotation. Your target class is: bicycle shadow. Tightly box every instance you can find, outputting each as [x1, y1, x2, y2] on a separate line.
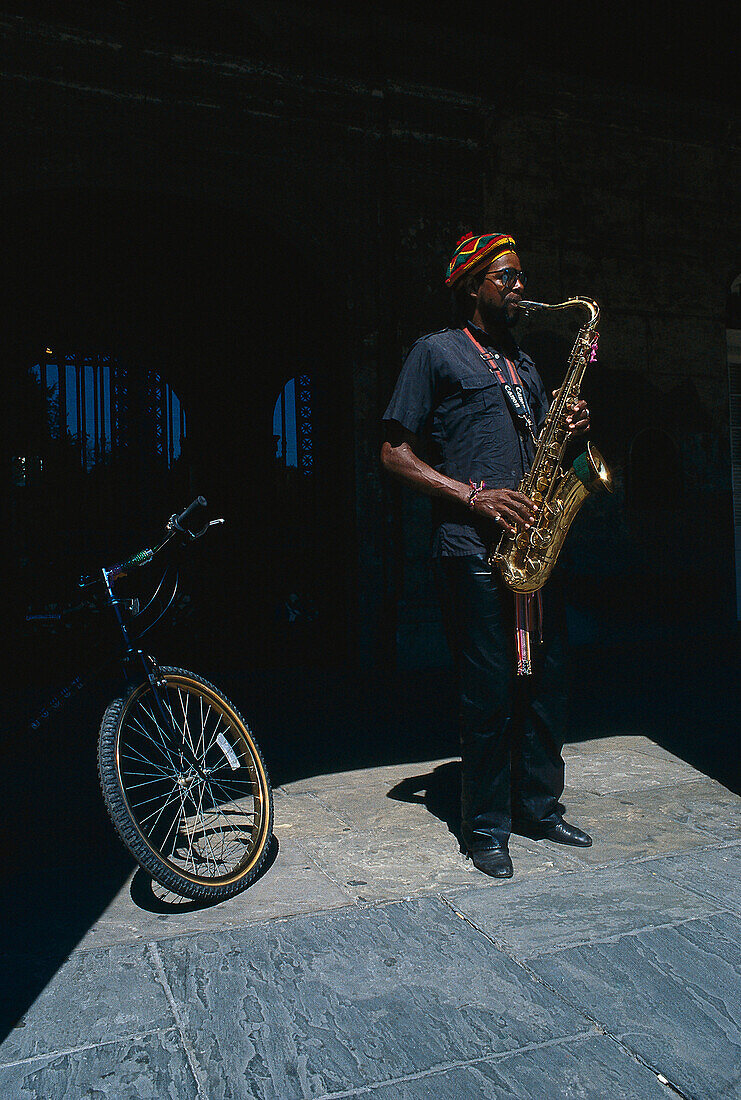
[129, 834, 279, 913]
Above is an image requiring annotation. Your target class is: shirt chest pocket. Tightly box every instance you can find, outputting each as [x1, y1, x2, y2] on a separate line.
[458, 372, 504, 417]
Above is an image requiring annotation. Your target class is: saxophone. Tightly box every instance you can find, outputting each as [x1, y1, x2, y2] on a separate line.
[490, 297, 612, 593]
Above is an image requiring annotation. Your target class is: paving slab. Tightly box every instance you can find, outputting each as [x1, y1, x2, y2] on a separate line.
[155, 897, 589, 1100]
[0, 1029, 198, 1100]
[296, 828, 576, 903]
[563, 734, 687, 762]
[445, 861, 724, 957]
[298, 781, 452, 833]
[644, 778, 741, 844]
[0, 943, 173, 1064]
[562, 747, 701, 794]
[70, 837, 355, 952]
[3, 735, 737, 1099]
[548, 787, 714, 866]
[529, 911, 741, 1100]
[359, 1035, 671, 1100]
[273, 789, 353, 838]
[645, 844, 741, 911]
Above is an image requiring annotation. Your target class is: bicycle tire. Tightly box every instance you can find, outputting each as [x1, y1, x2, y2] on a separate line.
[98, 667, 273, 901]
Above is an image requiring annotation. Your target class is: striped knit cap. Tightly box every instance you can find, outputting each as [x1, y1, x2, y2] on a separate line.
[445, 232, 517, 288]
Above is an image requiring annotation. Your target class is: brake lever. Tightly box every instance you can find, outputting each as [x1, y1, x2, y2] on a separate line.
[165, 515, 225, 542]
[194, 517, 225, 539]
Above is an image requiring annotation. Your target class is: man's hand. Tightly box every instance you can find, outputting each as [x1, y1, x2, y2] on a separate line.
[470, 488, 537, 534]
[555, 392, 590, 437]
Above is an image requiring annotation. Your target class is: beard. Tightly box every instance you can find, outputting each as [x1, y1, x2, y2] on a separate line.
[479, 296, 520, 330]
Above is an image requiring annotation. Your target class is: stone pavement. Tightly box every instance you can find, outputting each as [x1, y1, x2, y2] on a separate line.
[2, 734, 740, 1099]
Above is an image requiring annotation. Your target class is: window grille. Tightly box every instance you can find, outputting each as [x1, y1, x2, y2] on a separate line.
[273, 375, 313, 474]
[31, 352, 185, 470]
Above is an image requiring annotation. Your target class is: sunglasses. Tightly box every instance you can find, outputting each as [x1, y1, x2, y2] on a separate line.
[485, 268, 528, 289]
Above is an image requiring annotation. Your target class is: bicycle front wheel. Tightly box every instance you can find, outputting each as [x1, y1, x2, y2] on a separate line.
[98, 667, 273, 901]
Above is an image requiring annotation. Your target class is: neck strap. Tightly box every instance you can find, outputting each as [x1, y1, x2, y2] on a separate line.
[462, 326, 538, 443]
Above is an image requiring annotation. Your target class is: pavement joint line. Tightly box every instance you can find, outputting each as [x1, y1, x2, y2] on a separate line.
[599, 1032, 694, 1099]
[636, 863, 741, 913]
[302, 788, 359, 828]
[540, 838, 741, 873]
[441, 840, 740, 891]
[437, 893, 715, 1100]
[509, 909, 734, 958]
[32, 895, 365, 956]
[275, 787, 353, 832]
[46, 841, 741, 960]
[55, 896, 450, 961]
[437, 892, 603, 1020]
[311, 1031, 596, 1099]
[0, 1025, 174, 1069]
[146, 940, 209, 1100]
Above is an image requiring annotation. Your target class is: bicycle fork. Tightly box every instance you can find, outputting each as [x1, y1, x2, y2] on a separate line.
[103, 566, 208, 781]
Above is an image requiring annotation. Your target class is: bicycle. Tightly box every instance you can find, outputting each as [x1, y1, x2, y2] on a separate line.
[30, 497, 273, 902]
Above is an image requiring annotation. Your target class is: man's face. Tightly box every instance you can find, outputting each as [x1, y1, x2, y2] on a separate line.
[474, 252, 526, 328]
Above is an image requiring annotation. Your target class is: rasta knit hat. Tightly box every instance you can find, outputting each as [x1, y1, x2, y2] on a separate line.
[445, 232, 517, 288]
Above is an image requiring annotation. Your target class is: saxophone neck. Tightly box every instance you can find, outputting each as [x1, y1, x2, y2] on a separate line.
[519, 297, 600, 328]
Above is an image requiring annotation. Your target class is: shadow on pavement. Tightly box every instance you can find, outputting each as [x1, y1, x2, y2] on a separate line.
[128, 835, 279, 913]
[388, 761, 463, 852]
[2, 632, 737, 1043]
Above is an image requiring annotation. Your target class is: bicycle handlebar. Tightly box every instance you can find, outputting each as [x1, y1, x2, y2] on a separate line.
[173, 496, 208, 532]
[106, 548, 155, 582]
[79, 497, 221, 587]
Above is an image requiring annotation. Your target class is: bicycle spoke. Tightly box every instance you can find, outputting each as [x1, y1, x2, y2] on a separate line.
[123, 776, 175, 791]
[197, 692, 206, 759]
[177, 688, 199, 761]
[120, 745, 173, 776]
[184, 780, 218, 874]
[203, 779, 250, 853]
[135, 783, 185, 826]
[111, 674, 271, 888]
[129, 707, 181, 771]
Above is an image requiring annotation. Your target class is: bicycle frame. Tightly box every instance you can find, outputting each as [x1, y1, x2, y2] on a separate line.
[28, 499, 223, 742]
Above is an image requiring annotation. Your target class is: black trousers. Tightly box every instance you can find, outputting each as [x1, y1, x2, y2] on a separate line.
[434, 554, 569, 851]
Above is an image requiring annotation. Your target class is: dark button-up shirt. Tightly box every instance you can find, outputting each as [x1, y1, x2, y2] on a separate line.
[383, 322, 549, 556]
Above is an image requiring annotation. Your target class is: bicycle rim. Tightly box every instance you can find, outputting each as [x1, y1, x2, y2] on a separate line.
[109, 670, 272, 893]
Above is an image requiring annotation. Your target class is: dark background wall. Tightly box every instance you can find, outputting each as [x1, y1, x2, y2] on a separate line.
[1, 3, 739, 771]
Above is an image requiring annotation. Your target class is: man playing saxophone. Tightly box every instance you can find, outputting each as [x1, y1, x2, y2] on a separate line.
[380, 232, 592, 878]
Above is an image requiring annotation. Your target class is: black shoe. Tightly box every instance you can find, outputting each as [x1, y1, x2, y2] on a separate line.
[470, 846, 513, 878]
[518, 818, 592, 847]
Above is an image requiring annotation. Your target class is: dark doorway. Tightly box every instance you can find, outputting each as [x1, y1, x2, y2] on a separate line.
[1, 188, 356, 684]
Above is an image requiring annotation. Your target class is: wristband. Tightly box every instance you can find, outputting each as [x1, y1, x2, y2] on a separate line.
[467, 480, 486, 508]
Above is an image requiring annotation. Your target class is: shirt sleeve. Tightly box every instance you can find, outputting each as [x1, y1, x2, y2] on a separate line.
[382, 338, 438, 436]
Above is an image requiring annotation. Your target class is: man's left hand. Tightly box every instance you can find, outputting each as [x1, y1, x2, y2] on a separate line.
[554, 392, 590, 437]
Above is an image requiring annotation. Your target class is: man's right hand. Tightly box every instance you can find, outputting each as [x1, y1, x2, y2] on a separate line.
[470, 488, 537, 534]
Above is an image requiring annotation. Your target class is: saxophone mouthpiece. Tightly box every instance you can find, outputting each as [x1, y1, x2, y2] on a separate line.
[518, 300, 544, 316]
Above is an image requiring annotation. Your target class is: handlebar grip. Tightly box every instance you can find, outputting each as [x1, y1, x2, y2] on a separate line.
[175, 496, 208, 530]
